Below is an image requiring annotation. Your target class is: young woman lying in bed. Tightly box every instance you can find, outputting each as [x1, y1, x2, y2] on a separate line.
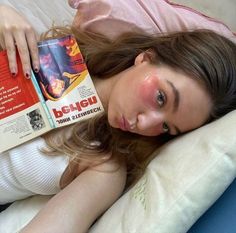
[0, 4, 236, 233]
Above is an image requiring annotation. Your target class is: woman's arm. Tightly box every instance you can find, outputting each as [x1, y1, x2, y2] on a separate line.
[0, 4, 39, 77]
[21, 159, 126, 233]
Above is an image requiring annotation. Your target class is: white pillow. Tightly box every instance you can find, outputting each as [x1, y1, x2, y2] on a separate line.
[89, 110, 236, 233]
[1, 111, 236, 233]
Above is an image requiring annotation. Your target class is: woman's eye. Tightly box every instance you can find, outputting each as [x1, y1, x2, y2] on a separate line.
[162, 122, 169, 133]
[156, 90, 166, 107]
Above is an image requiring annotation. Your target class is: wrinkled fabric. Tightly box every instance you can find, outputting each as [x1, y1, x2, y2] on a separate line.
[68, 0, 236, 43]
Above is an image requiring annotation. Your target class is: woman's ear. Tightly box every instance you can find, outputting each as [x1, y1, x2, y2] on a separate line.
[134, 49, 156, 66]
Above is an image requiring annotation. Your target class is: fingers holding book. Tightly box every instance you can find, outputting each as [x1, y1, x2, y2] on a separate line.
[0, 4, 39, 78]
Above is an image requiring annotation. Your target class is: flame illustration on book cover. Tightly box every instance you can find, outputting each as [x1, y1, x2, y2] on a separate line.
[36, 35, 87, 101]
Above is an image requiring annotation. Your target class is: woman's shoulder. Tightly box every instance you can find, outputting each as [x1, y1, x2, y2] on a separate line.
[85, 156, 127, 194]
[61, 154, 127, 189]
[87, 154, 127, 181]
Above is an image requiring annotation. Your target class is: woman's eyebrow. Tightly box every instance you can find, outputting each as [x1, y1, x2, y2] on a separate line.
[166, 80, 180, 113]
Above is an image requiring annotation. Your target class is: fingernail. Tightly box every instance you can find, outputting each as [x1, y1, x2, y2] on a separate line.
[11, 68, 17, 77]
[34, 67, 39, 73]
[25, 72, 31, 79]
[11, 72, 16, 77]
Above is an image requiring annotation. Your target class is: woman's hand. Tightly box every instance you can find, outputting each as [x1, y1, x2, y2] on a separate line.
[0, 4, 39, 78]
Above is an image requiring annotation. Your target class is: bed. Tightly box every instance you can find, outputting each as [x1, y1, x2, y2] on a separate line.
[0, 0, 236, 232]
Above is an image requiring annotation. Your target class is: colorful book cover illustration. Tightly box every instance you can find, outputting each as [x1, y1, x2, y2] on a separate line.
[0, 35, 103, 153]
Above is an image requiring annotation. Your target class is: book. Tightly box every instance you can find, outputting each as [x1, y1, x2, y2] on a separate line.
[0, 35, 104, 153]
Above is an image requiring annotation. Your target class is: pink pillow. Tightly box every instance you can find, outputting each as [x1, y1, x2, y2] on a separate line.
[68, 0, 236, 42]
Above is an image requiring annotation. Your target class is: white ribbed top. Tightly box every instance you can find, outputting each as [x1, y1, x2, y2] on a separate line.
[0, 137, 69, 204]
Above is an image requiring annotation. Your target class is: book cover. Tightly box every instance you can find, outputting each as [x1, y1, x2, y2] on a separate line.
[0, 35, 104, 153]
[32, 35, 104, 128]
[0, 51, 51, 153]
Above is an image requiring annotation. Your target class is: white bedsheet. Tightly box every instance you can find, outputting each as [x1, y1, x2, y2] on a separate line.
[1, 0, 74, 34]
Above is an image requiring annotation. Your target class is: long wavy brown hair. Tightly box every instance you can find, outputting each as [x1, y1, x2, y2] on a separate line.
[41, 26, 236, 188]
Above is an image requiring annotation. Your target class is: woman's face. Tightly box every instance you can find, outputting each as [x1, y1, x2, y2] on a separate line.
[107, 53, 212, 136]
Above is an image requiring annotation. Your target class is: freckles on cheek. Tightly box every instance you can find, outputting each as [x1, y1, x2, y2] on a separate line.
[137, 75, 159, 108]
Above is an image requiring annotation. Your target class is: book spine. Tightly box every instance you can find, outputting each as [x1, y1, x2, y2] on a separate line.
[31, 71, 55, 129]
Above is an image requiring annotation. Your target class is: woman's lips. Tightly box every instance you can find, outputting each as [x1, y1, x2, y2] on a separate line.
[119, 116, 130, 131]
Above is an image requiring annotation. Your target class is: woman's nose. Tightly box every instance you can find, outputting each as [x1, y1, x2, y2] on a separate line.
[137, 111, 164, 131]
